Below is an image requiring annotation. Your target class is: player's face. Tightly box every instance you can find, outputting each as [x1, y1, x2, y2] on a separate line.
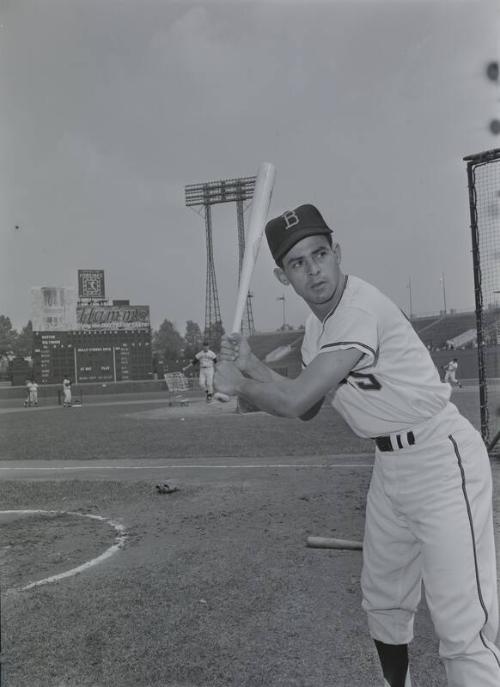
[275, 235, 343, 314]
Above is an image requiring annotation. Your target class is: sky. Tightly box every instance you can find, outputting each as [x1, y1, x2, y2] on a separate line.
[1, 0, 499, 335]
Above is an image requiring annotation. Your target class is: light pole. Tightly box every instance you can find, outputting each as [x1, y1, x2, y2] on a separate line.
[407, 278, 414, 319]
[277, 295, 286, 329]
[440, 272, 447, 314]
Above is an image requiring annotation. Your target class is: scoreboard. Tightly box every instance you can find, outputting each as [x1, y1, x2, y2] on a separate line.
[33, 329, 153, 384]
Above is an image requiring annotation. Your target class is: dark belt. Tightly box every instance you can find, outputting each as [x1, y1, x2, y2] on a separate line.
[375, 431, 416, 452]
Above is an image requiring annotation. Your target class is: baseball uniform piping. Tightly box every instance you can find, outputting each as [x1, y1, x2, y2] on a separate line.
[448, 434, 500, 670]
[321, 274, 349, 325]
[320, 341, 377, 358]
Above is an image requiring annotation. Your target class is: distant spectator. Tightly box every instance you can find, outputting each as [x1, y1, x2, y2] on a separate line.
[443, 358, 462, 388]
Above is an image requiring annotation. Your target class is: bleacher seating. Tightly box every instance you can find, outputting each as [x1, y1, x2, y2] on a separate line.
[411, 310, 500, 349]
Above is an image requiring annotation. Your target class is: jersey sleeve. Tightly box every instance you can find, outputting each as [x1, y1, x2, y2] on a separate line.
[319, 307, 379, 370]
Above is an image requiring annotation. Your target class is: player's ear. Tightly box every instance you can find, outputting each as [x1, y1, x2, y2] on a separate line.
[332, 242, 341, 263]
[273, 267, 289, 286]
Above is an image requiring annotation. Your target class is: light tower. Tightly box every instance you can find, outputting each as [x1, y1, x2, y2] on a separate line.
[185, 175, 258, 343]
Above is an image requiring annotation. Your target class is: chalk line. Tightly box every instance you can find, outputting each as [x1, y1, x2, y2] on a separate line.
[1, 509, 127, 592]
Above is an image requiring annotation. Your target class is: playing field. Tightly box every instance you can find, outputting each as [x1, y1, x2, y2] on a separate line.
[0, 387, 498, 687]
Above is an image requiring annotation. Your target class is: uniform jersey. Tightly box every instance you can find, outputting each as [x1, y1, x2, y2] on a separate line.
[195, 350, 217, 369]
[301, 275, 450, 438]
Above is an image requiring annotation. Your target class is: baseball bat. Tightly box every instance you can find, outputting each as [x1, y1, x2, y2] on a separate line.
[214, 162, 276, 403]
[231, 161, 276, 333]
[264, 335, 303, 364]
[306, 536, 363, 551]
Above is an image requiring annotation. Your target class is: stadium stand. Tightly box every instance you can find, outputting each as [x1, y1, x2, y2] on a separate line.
[412, 310, 499, 350]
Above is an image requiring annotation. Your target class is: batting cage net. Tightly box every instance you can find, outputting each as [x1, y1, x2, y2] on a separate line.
[464, 148, 500, 453]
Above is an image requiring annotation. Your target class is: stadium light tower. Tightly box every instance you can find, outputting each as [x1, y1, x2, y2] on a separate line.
[185, 175, 257, 341]
[440, 272, 447, 314]
[277, 294, 286, 329]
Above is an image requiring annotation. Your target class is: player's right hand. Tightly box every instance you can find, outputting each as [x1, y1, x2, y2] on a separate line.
[219, 333, 251, 372]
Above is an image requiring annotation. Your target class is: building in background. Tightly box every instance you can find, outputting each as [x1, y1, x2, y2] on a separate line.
[32, 271, 153, 384]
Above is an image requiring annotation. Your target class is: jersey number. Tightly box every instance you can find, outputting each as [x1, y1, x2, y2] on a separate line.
[340, 372, 382, 391]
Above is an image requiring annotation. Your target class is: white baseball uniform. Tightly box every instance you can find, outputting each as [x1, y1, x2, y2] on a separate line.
[444, 360, 461, 387]
[195, 349, 217, 396]
[62, 378, 72, 406]
[28, 381, 38, 406]
[301, 275, 500, 686]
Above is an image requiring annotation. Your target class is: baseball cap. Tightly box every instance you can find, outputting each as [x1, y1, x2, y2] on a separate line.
[265, 204, 333, 263]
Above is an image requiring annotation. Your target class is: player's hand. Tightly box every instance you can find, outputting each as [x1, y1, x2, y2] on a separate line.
[214, 360, 245, 396]
[219, 333, 252, 372]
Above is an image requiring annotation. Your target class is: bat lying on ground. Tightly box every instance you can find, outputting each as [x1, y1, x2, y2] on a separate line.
[214, 161, 276, 403]
[306, 536, 363, 551]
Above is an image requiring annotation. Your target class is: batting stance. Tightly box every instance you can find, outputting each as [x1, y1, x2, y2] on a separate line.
[214, 204, 500, 686]
[190, 341, 217, 402]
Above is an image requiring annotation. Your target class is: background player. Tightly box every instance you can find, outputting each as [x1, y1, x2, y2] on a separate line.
[62, 375, 72, 407]
[28, 378, 39, 406]
[443, 357, 462, 388]
[214, 204, 500, 686]
[184, 341, 217, 402]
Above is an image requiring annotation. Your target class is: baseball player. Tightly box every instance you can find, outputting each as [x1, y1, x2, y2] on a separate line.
[62, 375, 72, 407]
[214, 204, 500, 686]
[28, 378, 39, 406]
[23, 378, 31, 407]
[186, 341, 217, 402]
[443, 357, 462, 388]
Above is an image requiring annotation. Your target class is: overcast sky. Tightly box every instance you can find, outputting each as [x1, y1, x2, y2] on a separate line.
[1, 0, 499, 335]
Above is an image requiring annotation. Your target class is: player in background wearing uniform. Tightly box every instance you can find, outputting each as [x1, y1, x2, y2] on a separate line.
[28, 378, 39, 406]
[185, 341, 217, 402]
[62, 376, 72, 408]
[214, 204, 500, 687]
[443, 358, 462, 388]
[23, 378, 31, 407]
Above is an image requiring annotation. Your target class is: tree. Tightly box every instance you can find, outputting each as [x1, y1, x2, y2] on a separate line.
[0, 315, 17, 356]
[205, 319, 225, 351]
[14, 320, 33, 357]
[152, 319, 185, 371]
[183, 320, 203, 361]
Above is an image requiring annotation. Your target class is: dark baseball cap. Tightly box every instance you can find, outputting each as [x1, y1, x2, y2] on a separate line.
[265, 204, 332, 263]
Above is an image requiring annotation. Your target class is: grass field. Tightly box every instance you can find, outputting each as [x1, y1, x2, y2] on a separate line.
[0, 387, 498, 686]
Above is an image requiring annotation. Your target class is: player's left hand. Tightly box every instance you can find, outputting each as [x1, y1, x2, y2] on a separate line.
[219, 333, 252, 372]
[214, 361, 245, 396]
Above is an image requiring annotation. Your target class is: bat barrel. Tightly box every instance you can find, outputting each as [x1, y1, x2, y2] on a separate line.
[230, 162, 276, 334]
[306, 536, 363, 550]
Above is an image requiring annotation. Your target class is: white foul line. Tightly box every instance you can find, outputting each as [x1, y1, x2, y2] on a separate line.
[1, 510, 127, 592]
[0, 462, 373, 472]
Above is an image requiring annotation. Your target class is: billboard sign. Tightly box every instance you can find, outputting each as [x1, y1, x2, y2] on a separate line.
[78, 270, 105, 299]
[31, 287, 77, 332]
[76, 304, 150, 330]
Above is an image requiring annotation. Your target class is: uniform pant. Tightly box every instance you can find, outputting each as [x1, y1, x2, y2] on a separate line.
[199, 368, 214, 395]
[444, 371, 459, 386]
[29, 390, 38, 405]
[63, 389, 72, 406]
[361, 403, 500, 686]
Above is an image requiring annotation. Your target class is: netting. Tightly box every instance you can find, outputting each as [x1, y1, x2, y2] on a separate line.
[465, 148, 500, 451]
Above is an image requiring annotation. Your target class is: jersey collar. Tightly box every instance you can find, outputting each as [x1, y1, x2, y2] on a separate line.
[319, 274, 349, 326]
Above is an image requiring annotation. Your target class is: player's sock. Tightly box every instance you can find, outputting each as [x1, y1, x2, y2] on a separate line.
[375, 640, 411, 687]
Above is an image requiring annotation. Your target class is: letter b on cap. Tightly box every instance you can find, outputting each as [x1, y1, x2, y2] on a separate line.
[282, 210, 299, 230]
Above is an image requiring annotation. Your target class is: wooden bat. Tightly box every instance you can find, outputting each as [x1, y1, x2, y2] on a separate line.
[232, 161, 276, 332]
[215, 162, 276, 403]
[306, 536, 363, 551]
[264, 335, 303, 363]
